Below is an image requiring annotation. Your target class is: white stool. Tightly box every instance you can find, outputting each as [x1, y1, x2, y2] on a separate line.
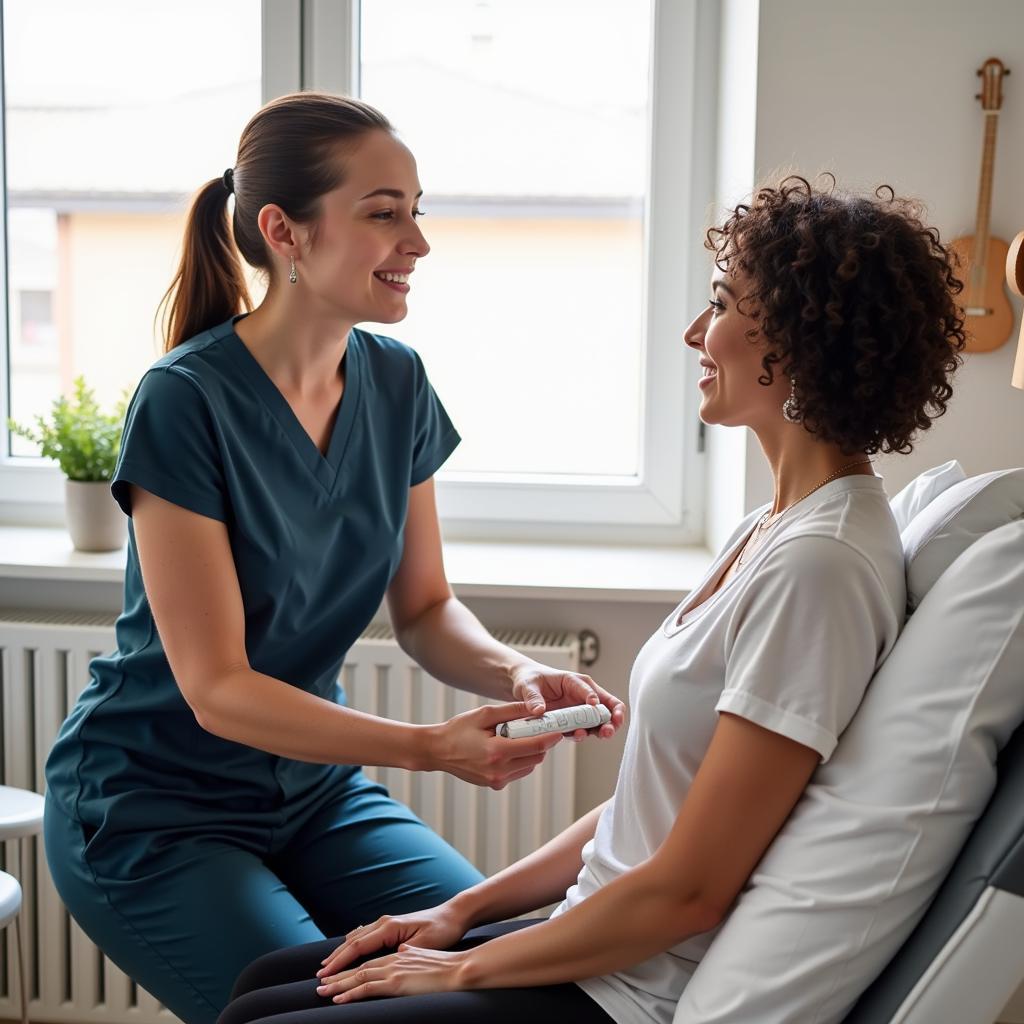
[0, 871, 24, 1024]
[0, 785, 45, 1024]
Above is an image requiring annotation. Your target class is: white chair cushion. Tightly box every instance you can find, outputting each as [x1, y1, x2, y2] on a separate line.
[673, 516, 1024, 1024]
[889, 460, 966, 534]
[901, 468, 1024, 611]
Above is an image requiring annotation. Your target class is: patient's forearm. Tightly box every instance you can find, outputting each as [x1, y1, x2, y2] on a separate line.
[459, 859, 718, 989]
[450, 799, 610, 926]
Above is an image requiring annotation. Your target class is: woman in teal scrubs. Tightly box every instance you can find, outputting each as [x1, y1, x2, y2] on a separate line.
[43, 91, 624, 1024]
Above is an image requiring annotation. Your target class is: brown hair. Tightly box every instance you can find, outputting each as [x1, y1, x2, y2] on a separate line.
[157, 91, 392, 352]
[705, 175, 966, 455]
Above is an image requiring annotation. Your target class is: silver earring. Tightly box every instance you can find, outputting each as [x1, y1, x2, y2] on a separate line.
[782, 377, 801, 423]
[289, 257, 298, 285]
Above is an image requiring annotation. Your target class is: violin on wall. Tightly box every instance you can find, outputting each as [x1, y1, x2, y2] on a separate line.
[949, 58, 1013, 353]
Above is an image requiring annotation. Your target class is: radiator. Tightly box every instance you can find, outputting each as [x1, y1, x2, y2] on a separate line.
[0, 609, 581, 1024]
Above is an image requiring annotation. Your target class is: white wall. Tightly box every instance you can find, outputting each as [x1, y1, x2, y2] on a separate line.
[740, 0, 1024, 505]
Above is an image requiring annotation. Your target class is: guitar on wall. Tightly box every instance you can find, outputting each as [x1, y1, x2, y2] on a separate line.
[949, 57, 1014, 353]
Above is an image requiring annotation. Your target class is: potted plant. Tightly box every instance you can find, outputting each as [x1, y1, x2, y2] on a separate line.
[8, 376, 130, 552]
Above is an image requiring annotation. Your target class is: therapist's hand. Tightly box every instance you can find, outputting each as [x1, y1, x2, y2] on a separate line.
[509, 660, 625, 741]
[426, 701, 563, 789]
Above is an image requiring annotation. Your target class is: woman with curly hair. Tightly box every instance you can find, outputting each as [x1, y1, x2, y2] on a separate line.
[216, 176, 966, 1024]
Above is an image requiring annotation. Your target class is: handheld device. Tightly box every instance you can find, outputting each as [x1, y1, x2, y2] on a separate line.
[496, 703, 611, 739]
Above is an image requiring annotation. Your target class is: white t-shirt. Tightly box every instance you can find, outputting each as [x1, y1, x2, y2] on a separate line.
[550, 474, 906, 1024]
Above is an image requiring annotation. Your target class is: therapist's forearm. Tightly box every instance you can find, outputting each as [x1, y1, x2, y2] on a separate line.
[193, 666, 428, 769]
[457, 861, 720, 990]
[395, 597, 536, 701]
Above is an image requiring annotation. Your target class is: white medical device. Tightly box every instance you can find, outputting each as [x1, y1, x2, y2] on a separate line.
[496, 703, 611, 739]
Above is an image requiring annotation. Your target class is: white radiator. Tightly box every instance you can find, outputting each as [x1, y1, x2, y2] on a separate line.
[0, 609, 581, 1024]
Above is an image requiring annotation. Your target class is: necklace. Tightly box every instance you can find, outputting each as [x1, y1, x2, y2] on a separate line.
[735, 458, 874, 568]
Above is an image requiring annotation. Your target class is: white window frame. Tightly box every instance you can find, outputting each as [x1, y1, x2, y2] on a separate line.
[0, 0, 717, 546]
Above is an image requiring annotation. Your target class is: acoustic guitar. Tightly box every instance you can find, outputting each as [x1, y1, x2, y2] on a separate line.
[949, 58, 1013, 353]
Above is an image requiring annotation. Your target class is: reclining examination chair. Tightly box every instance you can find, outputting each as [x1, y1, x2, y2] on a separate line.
[844, 718, 1024, 1022]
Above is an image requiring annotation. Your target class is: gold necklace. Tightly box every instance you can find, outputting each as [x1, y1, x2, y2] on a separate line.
[735, 458, 874, 568]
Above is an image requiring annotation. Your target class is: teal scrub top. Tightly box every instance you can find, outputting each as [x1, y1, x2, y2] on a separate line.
[45, 313, 460, 828]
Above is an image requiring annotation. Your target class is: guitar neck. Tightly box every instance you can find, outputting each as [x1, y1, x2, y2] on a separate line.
[973, 112, 999, 253]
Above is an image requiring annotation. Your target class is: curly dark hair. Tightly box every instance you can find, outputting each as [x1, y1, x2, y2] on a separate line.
[704, 175, 966, 455]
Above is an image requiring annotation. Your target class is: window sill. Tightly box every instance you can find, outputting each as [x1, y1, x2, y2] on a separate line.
[0, 525, 713, 604]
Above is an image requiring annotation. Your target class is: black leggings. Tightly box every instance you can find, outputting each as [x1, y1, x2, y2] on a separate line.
[217, 919, 615, 1024]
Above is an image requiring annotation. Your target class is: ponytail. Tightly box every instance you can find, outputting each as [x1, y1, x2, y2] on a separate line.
[157, 177, 253, 352]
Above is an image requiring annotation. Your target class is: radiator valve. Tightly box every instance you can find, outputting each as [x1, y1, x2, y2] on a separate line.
[579, 629, 600, 667]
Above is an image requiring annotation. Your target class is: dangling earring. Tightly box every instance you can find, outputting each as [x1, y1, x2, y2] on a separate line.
[289, 256, 298, 285]
[782, 377, 801, 423]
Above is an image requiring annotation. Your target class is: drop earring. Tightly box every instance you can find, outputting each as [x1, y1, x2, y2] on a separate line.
[782, 377, 801, 423]
[289, 257, 298, 285]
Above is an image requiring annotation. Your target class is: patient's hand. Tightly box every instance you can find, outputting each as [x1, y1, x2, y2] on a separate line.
[316, 903, 468, 979]
[316, 946, 470, 1004]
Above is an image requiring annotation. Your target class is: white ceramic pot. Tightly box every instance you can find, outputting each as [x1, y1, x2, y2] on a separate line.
[64, 479, 127, 552]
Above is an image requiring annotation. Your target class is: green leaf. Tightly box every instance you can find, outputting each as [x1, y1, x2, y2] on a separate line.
[7, 374, 129, 481]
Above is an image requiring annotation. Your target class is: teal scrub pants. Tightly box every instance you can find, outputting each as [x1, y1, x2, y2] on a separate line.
[43, 771, 484, 1024]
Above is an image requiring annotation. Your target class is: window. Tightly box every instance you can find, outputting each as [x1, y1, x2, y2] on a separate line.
[0, 0, 263, 510]
[360, 1, 649, 480]
[10, 212, 59, 457]
[351, 0, 708, 538]
[1, 0, 710, 543]
[350, 0, 704, 540]
[18, 290, 55, 346]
